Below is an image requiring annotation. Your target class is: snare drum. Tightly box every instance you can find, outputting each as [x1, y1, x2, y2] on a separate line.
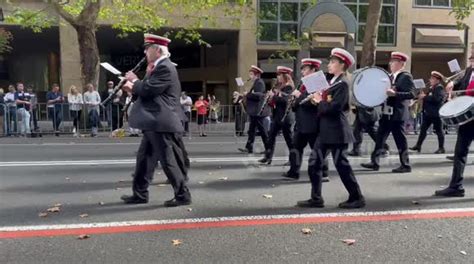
[439, 96, 474, 126]
[352, 67, 391, 108]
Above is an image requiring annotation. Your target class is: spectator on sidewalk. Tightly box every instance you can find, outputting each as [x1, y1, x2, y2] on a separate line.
[208, 94, 220, 123]
[194, 95, 209, 137]
[111, 86, 124, 131]
[180, 91, 192, 136]
[83, 83, 101, 137]
[27, 86, 40, 132]
[0, 88, 5, 136]
[46, 83, 64, 136]
[125, 91, 140, 137]
[105, 81, 115, 128]
[4, 85, 17, 136]
[14, 82, 31, 137]
[68, 85, 83, 137]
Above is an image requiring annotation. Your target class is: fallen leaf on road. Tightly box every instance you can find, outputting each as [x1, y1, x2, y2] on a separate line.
[65, 177, 70, 181]
[47, 207, 61, 213]
[77, 234, 90, 240]
[437, 235, 443, 238]
[460, 251, 467, 256]
[98, 202, 105, 206]
[271, 184, 276, 188]
[79, 214, 89, 218]
[115, 187, 121, 190]
[404, 226, 408, 230]
[263, 194, 273, 199]
[411, 200, 420, 205]
[172, 239, 182, 246]
[53, 203, 62, 207]
[238, 199, 243, 203]
[198, 181, 205, 185]
[301, 228, 312, 235]
[38, 212, 48, 218]
[187, 208, 193, 212]
[157, 184, 168, 187]
[219, 177, 228, 181]
[342, 239, 356, 246]
[118, 179, 126, 183]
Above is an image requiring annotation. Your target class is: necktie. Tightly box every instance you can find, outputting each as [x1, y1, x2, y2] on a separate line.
[146, 63, 155, 76]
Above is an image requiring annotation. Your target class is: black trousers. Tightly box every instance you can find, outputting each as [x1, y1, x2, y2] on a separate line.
[288, 131, 328, 177]
[414, 114, 444, 149]
[352, 116, 389, 152]
[235, 108, 246, 135]
[183, 111, 191, 133]
[111, 104, 124, 131]
[371, 116, 410, 167]
[133, 131, 191, 201]
[308, 143, 363, 201]
[448, 120, 473, 189]
[265, 120, 293, 159]
[245, 116, 269, 152]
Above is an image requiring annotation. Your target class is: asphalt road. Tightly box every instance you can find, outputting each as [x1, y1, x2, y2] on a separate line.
[0, 134, 473, 263]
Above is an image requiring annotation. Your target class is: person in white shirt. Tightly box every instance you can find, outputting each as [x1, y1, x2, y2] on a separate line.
[125, 91, 140, 137]
[14, 83, 31, 137]
[68, 85, 83, 137]
[3, 85, 17, 136]
[83, 83, 101, 137]
[180, 91, 192, 135]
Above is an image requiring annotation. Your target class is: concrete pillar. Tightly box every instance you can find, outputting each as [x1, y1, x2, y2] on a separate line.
[59, 18, 82, 93]
[236, 3, 258, 93]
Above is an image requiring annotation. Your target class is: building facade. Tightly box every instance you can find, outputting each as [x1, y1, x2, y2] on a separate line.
[1, 0, 473, 103]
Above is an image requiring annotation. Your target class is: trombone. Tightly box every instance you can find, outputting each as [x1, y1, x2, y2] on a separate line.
[445, 69, 466, 83]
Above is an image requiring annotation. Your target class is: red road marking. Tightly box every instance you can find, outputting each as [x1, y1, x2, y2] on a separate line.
[2, 210, 474, 239]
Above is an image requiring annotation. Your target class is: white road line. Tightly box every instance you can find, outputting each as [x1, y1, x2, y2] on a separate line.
[0, 154, 472, 167]
[1, 207, 474, 232]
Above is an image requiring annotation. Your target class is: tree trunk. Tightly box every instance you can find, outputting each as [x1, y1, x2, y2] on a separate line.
[360, 0, 383, 68]
[76, 25, 100, 88]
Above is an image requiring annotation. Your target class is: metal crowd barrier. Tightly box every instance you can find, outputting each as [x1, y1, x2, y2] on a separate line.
[0, 102, 459, 138]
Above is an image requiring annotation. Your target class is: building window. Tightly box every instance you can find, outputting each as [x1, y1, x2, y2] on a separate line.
[258, 0, 308, 43]
[414, 0, 451, 8]
[340, 0, 397, 46]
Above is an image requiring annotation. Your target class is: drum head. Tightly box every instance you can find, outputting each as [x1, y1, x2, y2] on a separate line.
[352, 67, 391, 108]
[439, 96, 474, 117]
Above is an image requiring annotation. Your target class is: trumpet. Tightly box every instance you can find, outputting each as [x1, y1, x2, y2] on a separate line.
[101, 57, 147, 107]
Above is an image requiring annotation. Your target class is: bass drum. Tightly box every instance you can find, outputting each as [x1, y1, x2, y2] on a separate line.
[352, 67, 391, 108]
[439, 96, 474, 126]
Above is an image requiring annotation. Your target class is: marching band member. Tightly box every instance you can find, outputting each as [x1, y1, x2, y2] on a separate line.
[297, 48, 365, 209]
[258, 66, 295, 165]
[361, 52, 415, 173]
[435, 54, 474, 197]
[410, 71, 446, 154]
[283, 59, 329, 181]
[238, 65, 270, 154]
[121, 33, 191, 207]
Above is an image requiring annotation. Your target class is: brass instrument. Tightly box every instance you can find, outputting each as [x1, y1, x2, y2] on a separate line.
[445, 69, 466, 83]
[257, 78, 277, 116]
[280, 82, 299, 122]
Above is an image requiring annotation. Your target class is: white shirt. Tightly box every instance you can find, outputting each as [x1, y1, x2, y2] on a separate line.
[68, 93, 84, 111]
[4, 92, 16, 107]
[180, 96, 192, 112]
[83, 91, 101, 113]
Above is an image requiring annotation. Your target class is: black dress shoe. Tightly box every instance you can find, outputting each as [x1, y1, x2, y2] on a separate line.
[409, 146, 421, 152]
[238, 148, 253, 154]
[282, 172, 299, 180]
[296, 199, 325, 208]
[392, 166, 412, 173]
[121, 195, 148, 204]
[164, 198, 192, 207]
[360, 163, 379, 171]
[446, 155, 455, 161]
[283, 161, 291, 166]
[380, 150, 389, 157]
[434, 187, 465, 197]
[258, 158, 272, 165]
[434, 148, 445, 154]
[322, 177, 330, 183]
[338, 198, 366, 209]
[348, 150, 361, 157]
